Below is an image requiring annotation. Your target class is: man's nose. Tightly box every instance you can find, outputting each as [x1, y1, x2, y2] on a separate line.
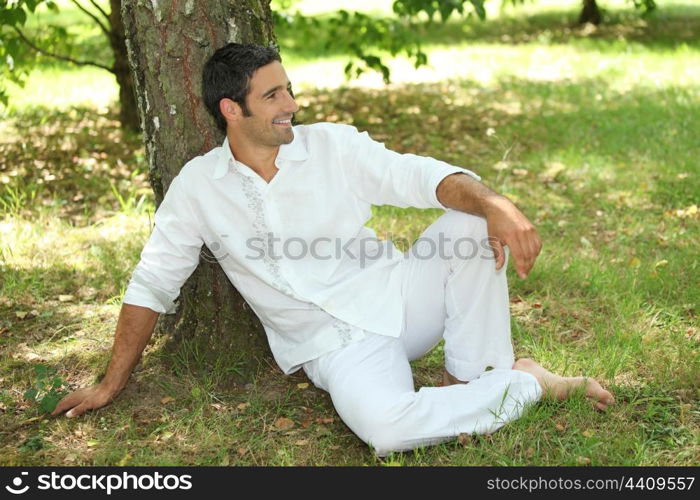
[284, 90, 299, 113]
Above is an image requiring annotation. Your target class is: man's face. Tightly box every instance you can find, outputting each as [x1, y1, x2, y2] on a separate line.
[234, 61, 299, 148]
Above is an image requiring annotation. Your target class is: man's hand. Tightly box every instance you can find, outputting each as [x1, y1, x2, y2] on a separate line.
[483, 195, 542, 279]
[50, 304, 159, 418]
[436, 173, 542, 278]
[51, 383, 120, 418]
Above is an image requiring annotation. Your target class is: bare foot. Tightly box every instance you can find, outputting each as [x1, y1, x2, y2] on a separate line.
[442, 369, 469, 386]
[513, 358, 615, 411]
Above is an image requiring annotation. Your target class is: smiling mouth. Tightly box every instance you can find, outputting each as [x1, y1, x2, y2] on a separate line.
[272, 117, 292, 127]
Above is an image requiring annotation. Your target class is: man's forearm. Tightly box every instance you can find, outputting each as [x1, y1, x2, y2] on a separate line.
[436, 172, 505, 216]
[101, 304, 159, 392]
[435, 171, 542, 279]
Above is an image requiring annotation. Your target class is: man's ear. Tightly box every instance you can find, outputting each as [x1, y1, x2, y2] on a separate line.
[219, 98, 241, 124]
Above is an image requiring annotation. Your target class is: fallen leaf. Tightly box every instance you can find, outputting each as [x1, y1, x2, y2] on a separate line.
[297, 383, 309, 390]
[457, 433, 471, 445]
[117, 454, 132, 466]
[582, 429, 595, 438]
[236, 402, 250, 411]
[300, 418, 313, 429]
[159, 431, 174, 441]
[160, 396, 175, 405]
[330, 445, 340, 451]
[58, 295, 75, 302]
[315, 425, 331, 436]
[86, 440, 99, 447]
[628, 257, 641, 268]
[210, 403, 224, 411]
[15, 311, 28, 320]
[577, 456, 591, 465]
[540, 161, 566, 182]
[275, 417, 295, 430]
[294, 440, 308, 446]
[237, 448, 247, 456]
[555, 423, 566, 432]
[654, 259, 668, 268]
[315, 417, 334, 424]
[78, 287, 97, 300]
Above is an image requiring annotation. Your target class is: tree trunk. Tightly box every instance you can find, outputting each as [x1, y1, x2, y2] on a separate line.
[121, 0, 277, 385]
[579, 0, 602, 25]
[109, 0, 140, 132]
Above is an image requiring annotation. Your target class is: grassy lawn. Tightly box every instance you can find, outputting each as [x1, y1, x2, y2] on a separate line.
[0, 1, 698, 465]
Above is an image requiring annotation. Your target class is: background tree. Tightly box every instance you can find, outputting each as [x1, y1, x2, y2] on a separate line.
[0, 0, 138, 130]
[120, 0, 275, 382]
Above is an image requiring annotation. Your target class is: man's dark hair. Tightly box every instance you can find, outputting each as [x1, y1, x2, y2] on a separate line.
[202, 43, 282, 133]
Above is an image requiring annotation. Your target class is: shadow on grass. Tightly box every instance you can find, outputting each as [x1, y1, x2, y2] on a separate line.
[0, 104, 149, 223]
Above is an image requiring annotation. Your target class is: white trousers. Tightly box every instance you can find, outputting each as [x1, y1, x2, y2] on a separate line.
[302, 210, 542, 456]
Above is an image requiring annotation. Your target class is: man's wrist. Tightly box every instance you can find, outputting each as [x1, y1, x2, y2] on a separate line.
[99, 375, 128, 394]
[479, 193, 511, 217]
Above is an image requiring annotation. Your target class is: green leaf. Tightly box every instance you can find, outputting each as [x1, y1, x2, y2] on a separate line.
[19, 435, 44, 452]
[25, 0, 39, 13]
[34, 363, 49, 378]
[50, 376, 64, 390]
[39, 392, 62, 413]
[23, 387, 38, 400]
[469, 0, 486, 20]
[14, 7, 27, 26]
[438, 1, 455, 23]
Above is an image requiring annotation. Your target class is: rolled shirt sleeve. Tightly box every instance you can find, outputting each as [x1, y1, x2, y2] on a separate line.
[122, 175, 203, 314]
[339, 126, 481, 209]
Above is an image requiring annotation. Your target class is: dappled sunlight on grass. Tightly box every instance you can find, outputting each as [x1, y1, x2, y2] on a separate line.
[0, 0, 697, 466]
[4, 66, 118, 113]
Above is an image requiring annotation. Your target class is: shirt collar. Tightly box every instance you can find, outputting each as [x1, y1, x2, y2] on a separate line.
[212, 129, 308, 180]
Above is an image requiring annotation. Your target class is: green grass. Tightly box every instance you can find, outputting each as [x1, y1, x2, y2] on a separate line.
[0, 1, 698, 466]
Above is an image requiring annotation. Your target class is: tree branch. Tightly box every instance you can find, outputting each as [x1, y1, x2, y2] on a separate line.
[13, 27, 113, 72]
[87, 0, 110, 22]
[70, 0, 111, 38]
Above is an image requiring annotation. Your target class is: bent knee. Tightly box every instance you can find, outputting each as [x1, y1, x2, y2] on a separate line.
[439, 210, 488, 239]
[340, 396, 423, 456]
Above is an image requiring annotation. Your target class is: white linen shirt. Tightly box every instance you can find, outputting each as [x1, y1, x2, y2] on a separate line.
[123, 122, 480, 374]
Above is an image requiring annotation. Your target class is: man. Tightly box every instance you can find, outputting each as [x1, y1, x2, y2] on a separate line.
[52, 43, 614, 456]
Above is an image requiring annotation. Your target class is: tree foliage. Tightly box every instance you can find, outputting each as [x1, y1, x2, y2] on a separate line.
[0, 0, 138, 130]
[0, 0, 57, 105]
[2, 0, 662, 112]
[274, 0, 660, 82]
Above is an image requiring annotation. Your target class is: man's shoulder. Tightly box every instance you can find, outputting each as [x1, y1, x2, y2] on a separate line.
[178, 145, 223, 180]
[295, 121, 360, 142]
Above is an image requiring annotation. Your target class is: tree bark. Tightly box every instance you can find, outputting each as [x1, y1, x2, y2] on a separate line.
[121, 0, 277, 384]
[109, 0, 139, 132]
[579, 0, 602, 25]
